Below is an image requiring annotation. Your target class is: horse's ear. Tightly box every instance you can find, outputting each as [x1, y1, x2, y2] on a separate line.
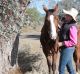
[54, 4, 59, 13]
[43, 5, 48, 12]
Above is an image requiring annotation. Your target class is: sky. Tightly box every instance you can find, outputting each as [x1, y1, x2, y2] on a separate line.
[29, 0, 61, 14]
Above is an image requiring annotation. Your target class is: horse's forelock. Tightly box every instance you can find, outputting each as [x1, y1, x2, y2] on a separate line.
[48, 9, 54, 13]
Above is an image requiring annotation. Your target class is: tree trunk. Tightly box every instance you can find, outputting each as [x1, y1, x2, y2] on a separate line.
[0, 33, 21, 74]
[0, 0, 30, 73]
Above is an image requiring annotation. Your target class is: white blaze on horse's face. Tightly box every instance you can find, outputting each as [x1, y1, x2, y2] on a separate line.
[49, 15, 57, 40]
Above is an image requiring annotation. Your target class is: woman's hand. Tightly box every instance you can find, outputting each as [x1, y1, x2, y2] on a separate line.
[58, 42, 64, 47]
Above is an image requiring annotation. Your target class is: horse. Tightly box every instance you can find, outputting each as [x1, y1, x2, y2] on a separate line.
[40, 4, 59, 74]
[73, 26, 80, 74]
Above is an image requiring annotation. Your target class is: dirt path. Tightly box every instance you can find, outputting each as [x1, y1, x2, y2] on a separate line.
[19, 31, 41, 53]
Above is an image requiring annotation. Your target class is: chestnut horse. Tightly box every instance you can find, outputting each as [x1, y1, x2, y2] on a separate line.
[40, 4, 59, 74]
[73, 26, 80, 74]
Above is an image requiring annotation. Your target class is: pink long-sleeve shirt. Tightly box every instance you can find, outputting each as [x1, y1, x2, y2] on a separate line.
[64, 26, 77, 47]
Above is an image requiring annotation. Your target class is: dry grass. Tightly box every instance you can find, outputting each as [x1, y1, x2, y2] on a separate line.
[20, 25, 42, 33]
[8, 66, 23, 74]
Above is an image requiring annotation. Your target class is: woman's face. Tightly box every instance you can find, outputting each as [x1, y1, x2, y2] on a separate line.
[64, 14, 73, 22]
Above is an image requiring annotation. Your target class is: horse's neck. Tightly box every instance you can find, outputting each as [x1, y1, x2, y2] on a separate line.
[41, 24, 48, 35]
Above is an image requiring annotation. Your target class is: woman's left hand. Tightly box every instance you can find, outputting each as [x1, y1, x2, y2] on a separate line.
[58, 42, 64, 47]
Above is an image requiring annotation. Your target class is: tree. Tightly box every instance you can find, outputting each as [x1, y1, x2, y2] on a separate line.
[25, 7, 44, 28]
[61, 0, 80, 11]
[0, 0, 30, 74]
[26, 8, 40, 22]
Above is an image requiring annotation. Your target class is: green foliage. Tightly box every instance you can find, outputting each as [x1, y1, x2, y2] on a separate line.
[0, 0, 30, 40]
[26, 8, 41, 22]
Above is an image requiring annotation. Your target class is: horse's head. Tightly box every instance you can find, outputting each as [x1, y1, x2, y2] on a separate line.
[43, 4, 59, 40]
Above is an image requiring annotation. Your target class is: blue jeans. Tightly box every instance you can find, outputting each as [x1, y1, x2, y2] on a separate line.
[59, 47, 76, 74]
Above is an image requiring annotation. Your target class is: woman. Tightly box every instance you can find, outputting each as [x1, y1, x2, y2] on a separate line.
[58, 8, 78, 74]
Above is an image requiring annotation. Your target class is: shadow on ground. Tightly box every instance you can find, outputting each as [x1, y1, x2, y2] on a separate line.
[18, 51, 42, 74]
[20, 34, 40, 40]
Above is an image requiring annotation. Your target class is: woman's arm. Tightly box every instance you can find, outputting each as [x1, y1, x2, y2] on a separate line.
[63, 26, 77, 47]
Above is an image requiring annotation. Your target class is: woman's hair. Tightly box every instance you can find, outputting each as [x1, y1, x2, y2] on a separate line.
[69, 19, 76, 24]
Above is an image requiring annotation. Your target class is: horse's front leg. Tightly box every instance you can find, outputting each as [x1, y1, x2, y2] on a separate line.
[75, 59, 79, 74]
[47, 54, 53, 74]
[52, 53, 58, 74]
[73, 49, 79, 74]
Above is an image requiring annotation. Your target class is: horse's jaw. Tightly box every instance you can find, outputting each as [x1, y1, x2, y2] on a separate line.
[50, 15, 57, 40]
